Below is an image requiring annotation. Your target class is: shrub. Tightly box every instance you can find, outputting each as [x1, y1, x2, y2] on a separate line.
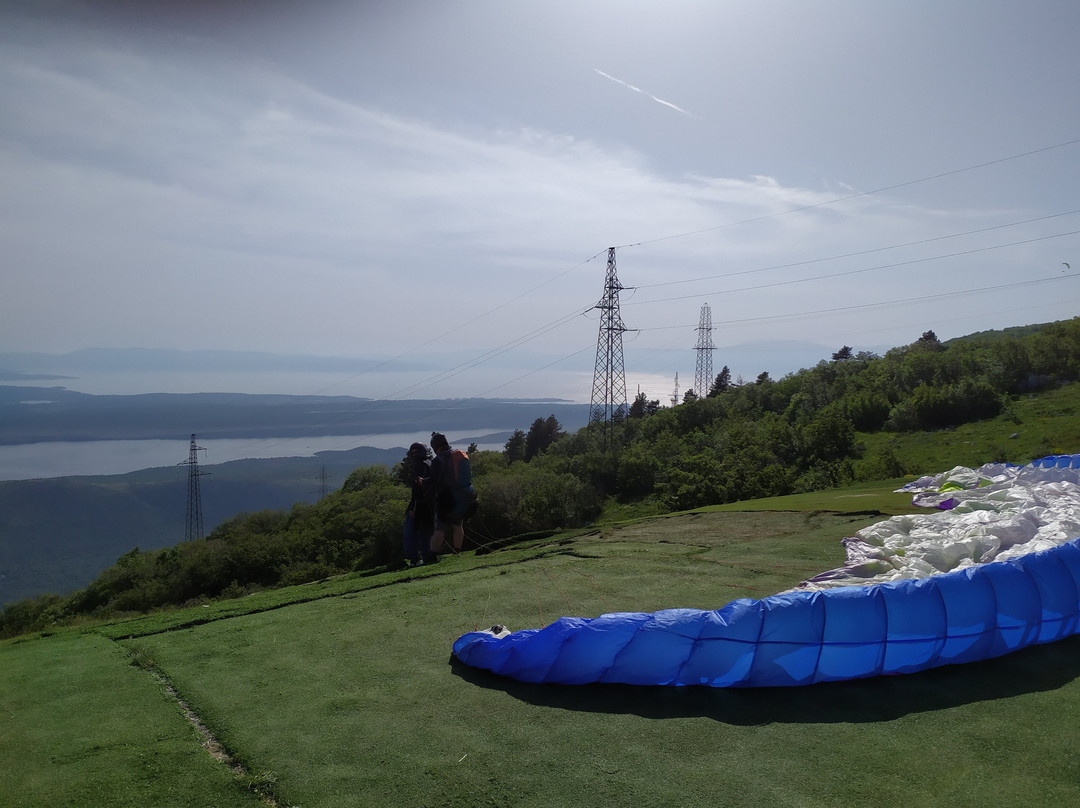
[852, 446, 906, 482]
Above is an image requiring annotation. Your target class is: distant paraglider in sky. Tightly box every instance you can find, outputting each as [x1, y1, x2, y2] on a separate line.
[453, 456, 1080, 688]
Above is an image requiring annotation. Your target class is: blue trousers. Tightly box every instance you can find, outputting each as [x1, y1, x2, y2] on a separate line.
[403, 511, 433, 564]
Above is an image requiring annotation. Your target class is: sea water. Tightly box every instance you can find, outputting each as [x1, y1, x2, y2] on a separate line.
[0, 431, 512, 481]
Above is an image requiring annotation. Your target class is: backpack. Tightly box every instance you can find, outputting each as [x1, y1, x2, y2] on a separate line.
[443, 448, 472, 490]
[435, 449, 478, 522]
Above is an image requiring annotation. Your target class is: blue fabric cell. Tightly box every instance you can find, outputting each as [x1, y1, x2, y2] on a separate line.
[881, 576, 947, 674]
[816, 585, 886, 682]
[680, 601, 763, 686]
[1016, 550, 1079, 642]
[934, 568, 997, 665]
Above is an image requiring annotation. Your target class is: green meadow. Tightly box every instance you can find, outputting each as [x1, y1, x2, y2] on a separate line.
[5, 481, 1080, 807]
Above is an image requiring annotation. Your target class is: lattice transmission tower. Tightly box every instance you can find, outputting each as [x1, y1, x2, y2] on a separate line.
[694, 302, 716, 397]
[178, 433, 210, 541]
[590, 247, 630, 431]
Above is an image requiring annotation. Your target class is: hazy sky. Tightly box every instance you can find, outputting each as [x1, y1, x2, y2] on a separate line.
[3, 0, 1079, 403]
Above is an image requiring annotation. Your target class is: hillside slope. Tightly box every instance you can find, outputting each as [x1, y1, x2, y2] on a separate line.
[4, 493, 1080, 807]
[0, 447, 402, 605]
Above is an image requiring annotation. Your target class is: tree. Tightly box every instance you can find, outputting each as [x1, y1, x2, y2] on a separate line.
[708, 366, 731, 397]
[682, 388, 698, 402]
[832, 345, 854, 361]
[801, 404, 856, 462]
[657, 450, 726, 511]
[629, 391, 659, 418]
[503, 429, 526, 463]
[524, 415, 563, 461]
[914, 330, 945, 352]
[616, 446, 659, 499]
[341, 465, 393, 493]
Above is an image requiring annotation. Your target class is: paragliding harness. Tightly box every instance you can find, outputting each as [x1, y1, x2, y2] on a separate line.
[435, 448, 478, 523]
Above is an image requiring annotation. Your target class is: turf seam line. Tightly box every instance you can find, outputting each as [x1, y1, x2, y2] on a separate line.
[137, 662, 291, 808]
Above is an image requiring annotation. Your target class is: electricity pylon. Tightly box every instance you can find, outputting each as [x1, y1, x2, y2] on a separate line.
[694, 302, 716, 397]
[178, 433, 210, 541]
[589, 247, 629, 437]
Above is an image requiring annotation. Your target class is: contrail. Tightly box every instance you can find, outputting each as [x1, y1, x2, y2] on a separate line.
[593, 68, 699, 118]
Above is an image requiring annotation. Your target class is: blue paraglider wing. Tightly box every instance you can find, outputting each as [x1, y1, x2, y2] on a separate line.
[453, 455, 1080, 687]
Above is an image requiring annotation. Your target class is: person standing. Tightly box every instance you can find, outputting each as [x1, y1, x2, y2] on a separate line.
[427, 432, 478, 555]
[403, 442, 437, 566]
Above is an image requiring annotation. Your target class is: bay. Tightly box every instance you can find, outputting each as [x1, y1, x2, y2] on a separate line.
[0, 431, 513, 481]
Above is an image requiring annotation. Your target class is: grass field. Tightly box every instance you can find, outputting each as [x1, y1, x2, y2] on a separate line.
[858, 381, 1080, 474]
[5, 479, 1080, 807]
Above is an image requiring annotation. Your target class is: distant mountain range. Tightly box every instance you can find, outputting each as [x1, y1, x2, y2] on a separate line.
[0, 341, 857, 391]
[0, 384, 592, 445]
[0, 347, 438, 375]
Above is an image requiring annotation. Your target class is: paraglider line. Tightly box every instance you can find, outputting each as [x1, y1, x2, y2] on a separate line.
[540, 564, 577, 623]
[569, 568, 617, 617]
[534, 567, 546, 628]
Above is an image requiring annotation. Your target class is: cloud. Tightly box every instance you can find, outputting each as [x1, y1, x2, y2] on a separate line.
[2, 4, 1076, 405]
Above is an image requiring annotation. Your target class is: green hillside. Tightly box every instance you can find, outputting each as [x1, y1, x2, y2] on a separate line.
[0, 446, 404, 606]
[8, 317, 1080, 625]
[4, 483, 1080, 807]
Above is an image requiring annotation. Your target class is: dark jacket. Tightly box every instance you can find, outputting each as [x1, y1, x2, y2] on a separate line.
[408, 457, 435, 533]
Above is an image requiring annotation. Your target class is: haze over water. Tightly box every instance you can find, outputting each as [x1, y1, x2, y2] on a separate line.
[0, 431, 513, 482]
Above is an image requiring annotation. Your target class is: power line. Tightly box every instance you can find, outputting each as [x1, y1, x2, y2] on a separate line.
[212, 139, 1080, 463]
[208, 250, 608, 464]
[212, 303, 594, 462]
[639, 272, 1078, 332]
[815, 297, 1080, 346]
[295, 247, 609, 399]
[627, 294, 1080, 400]
[621, 274, 1078, 389]
[222, 237, 1074, 464]
[633, 208, 1080, 291]
[625, 229, 1080, 308]
[222, 229, 1074, 465]
[454, 344, 596, 401]
[614, 136, 1080, 250]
